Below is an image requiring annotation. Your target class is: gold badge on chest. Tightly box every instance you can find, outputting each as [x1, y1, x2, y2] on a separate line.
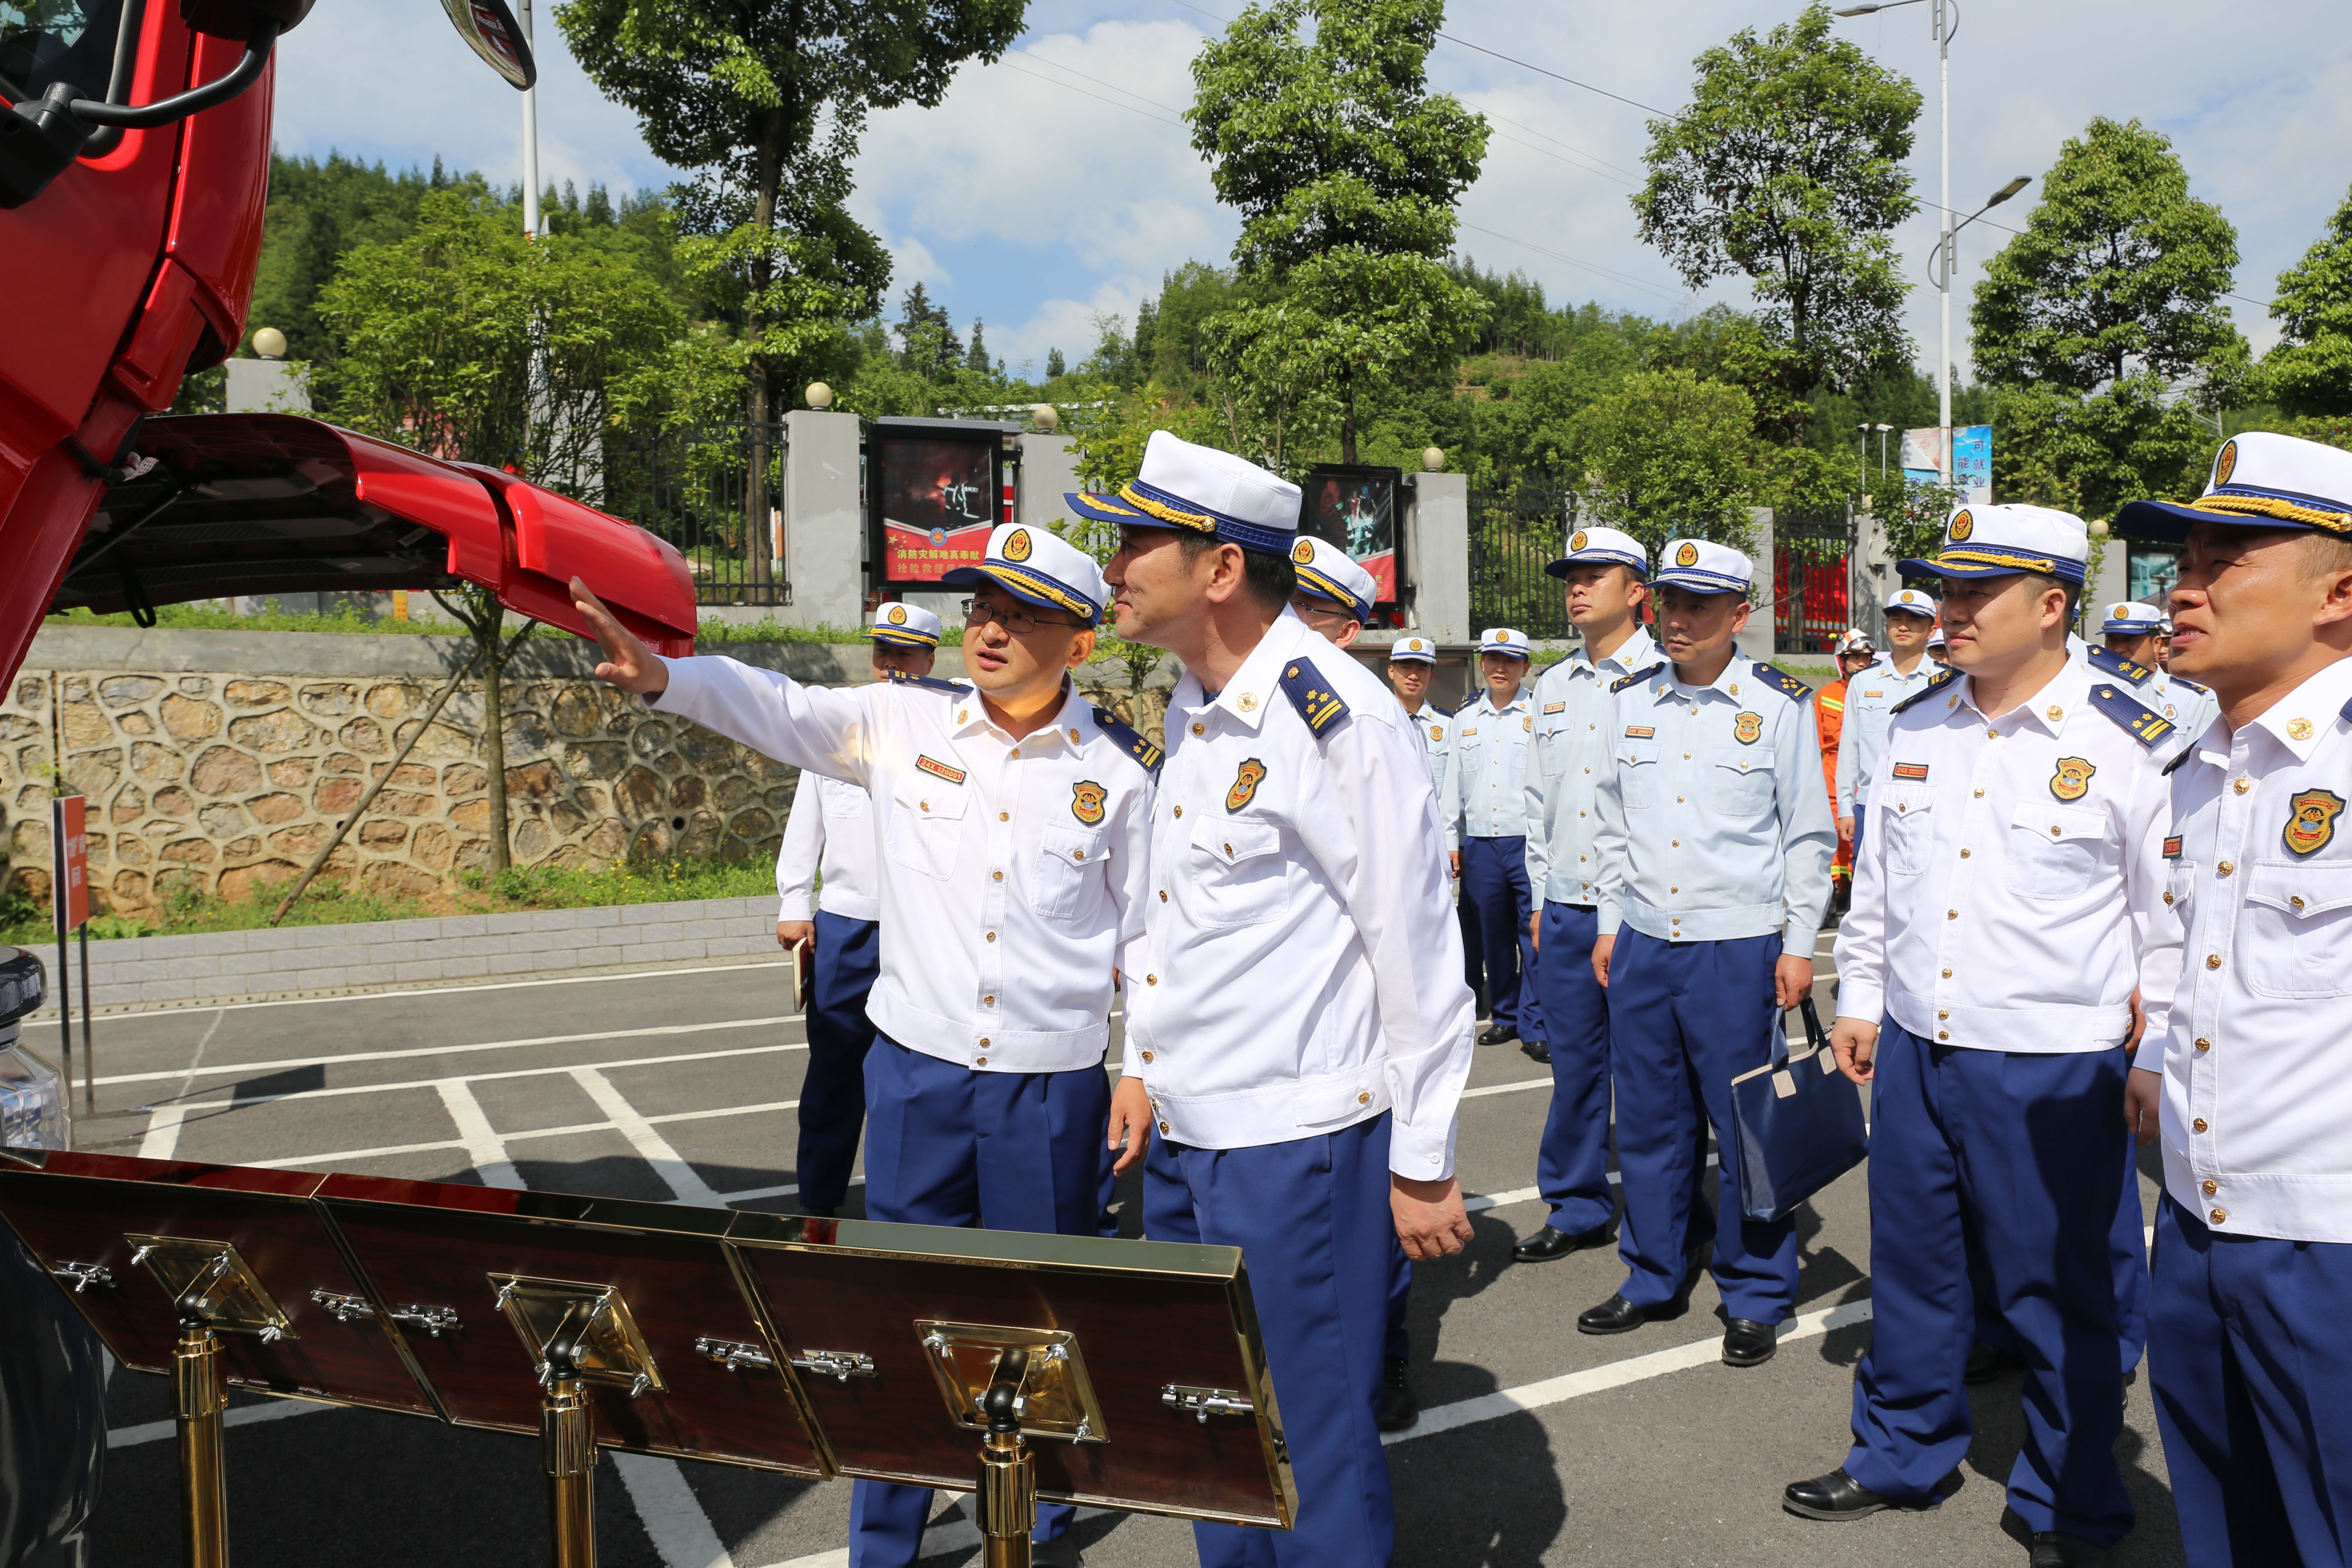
[2285, 788, 2345, 857]
[2049, 756, 2095, 802]
[1733, 710, 1763, 745]
[1070, 780, 1106, 825]
[1226, 757, 1268, 812]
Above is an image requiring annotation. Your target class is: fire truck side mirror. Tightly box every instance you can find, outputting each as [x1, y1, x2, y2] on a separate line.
[437, 0, 537, 91]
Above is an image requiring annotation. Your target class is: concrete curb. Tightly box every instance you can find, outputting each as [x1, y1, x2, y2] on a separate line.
[22, 894, 786, 1015]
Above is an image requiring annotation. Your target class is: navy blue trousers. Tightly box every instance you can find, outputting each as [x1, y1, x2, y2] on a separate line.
[797, 910, 879, 1210]
[1534, 902, 1615, 1237]
[1385, 1242, 1411, 1362]
[1972, 1136, 2150, 1375]
[1461, 835, 1543, 1041]
[847, 1040, 1112, 1566]
[1607, 929, 1792, 1320]
[1844, 1020, 2133, 1546]
[1457, 881, 1486, 1014]
[2150, 1195, 2352, 1568]
[1145, 1117, 1396, 1567]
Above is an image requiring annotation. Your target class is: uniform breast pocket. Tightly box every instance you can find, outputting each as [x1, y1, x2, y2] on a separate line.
[1187, 817, 1286, 928]
[817, 775, 867, 820]
[1877, 784, 1936, 876]
[1032, 827, 1109, 922]
[885, 780, 966, 880]
[1614, 742, 1660, 807]
[2164, 858, 2194, 922]
[2242, 861, 2352, 998]
[2002, 802, 2112, 900]
[1537, 726, 1571, 778]
[1706, 750, 1775, 815]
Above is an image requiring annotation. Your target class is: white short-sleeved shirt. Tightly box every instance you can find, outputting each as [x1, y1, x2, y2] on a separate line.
[1525, 627, 1656, 906]
[1835, 656, 1945, 812]
[1442, 687, 1535, 845]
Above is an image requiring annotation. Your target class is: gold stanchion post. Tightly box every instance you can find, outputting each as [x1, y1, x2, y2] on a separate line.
[975, 1349, 1035, 1568]
[541, 1363, 598, 1568]
[173, 1324, 229, 1568]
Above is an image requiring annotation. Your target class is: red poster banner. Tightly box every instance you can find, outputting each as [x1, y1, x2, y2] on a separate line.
[52, 796, 89, 932]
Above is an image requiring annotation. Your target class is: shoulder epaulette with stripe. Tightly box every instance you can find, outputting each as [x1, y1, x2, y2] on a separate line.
[2163, 745, 2196, 777]
[1751, 661, 1812, 702]
[1890, 668, 1959, 715]
[2087, 646, 2155, 686]
[1090, 706, 1162, 777]
[1279, 656, 1350, 736]
[2167, 673, 2209, 695]
[2343, 695, 2352, 725]
[2087, 683, 2175, 750]
[1611, 662, 1665, 694]
[1452, 691, 1483, 713]
[886, 670, 966, 694]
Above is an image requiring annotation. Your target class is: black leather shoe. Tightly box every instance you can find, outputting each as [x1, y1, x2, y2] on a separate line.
[2029, 1532, 2109, 1568]
[1477, 1023, 1518, 1048]
[1520, 1038, 1550, 1063]
[1513, 1223, 1613, 1263]
[1375, 1356, 1418, 1432]
[1722, 1317, 1779, 1367]
[1782, 1467, 1926, 1521]
[1965, 1340, 2025, 1384]
[1576, 1293, 1661, 1335]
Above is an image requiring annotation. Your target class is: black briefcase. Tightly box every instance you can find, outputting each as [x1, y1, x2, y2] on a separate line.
[1727, 996, 1869, 1223]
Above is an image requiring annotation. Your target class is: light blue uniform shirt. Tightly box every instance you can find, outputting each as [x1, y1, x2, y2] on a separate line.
[1596, 658, 1836, 951]
[1523, 626, 1657, 907]
[1834, 655, 1945, 814]
[1442, 685, 1536, 848]
[1405, 701, 1449, 785]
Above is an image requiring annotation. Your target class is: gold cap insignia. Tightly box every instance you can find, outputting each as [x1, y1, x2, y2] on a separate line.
[1675, 542, 1700, 567]
[1949, 509, 1975, 542]
[2214, 438, 2239, 488]
[1004, 528, 1032, 562]
[1570, 530, 1588, 552]
[887, 605, 907, 625]
[1291, 537, 1315, 565]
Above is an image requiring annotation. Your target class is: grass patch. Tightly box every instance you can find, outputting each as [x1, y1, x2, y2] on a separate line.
[0, 858, 777, 946]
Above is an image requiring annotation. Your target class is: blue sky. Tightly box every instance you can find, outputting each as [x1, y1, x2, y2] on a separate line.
[275, 0, 2352, 379]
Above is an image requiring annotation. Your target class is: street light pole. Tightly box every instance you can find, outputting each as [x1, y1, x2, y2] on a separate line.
[519, 0, 541, 239]
[1935, 0, 1950, 485]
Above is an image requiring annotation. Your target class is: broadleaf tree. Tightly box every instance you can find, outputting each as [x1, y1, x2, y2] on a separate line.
[1569, 368, 1759, 560]
[2262, 182, 2352, 417]
[557, 0, 1024, 583]
[1632, 3, 1919, 410]
[1188, 0, 1490, 466]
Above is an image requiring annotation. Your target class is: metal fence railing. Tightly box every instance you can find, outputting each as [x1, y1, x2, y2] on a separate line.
[1468, 485, 1574, 640]
[601, 423, 792, 606]
[1772, 514, 1853, 656]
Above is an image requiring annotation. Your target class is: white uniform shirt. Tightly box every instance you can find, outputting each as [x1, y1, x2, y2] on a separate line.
[776, 773, 881, 923]
[1442, 686, 1536, 846]
[1834, 655, 1945, 814]
[1123, 611, 1476, 1179]
[2155, 657, 2352, 1243]
[1834, 657, 2179, 1055]
[1596, 659, 1834, 951]
[1524, 627, 1657, 907]
[652, 658, 1155, 1073]
[1406, 701, 1448, 784]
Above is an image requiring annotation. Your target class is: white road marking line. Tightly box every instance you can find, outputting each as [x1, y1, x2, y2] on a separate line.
[121, 959, 795, 1016]
[97, 1016, 807, 1089]
[571, 1068, 726, 1207]
[159, 1041, 801, 1117]
[1385, 1294, 1878, 1445]
[614, 1451, 741, 1568]
[137, 1099, 193, 1161]
[107, 1395, 327, 1449]
[433, 1081, 524, 1189]
[235, 1097, 816, 1173]
[1463, 1185, 1540, 1212]
[1461, 1078, 1551, 1100]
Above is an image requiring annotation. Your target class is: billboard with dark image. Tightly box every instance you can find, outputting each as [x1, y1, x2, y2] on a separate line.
[1298, 465, 1402, 606]
[871, 428, 1000, 588]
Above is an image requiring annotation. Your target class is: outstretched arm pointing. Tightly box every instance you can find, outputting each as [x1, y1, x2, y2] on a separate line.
[571, 578, 669, 697]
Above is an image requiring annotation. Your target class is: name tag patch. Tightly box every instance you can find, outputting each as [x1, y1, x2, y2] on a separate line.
[1624, 726, 1656, 739]
[1543, 702, 1566, 714]
[1863, 690, 1884, 698]
[915, 755, 966, 785]
[1891, 762, 1929, 781]
[2163, 835, 2182, 859]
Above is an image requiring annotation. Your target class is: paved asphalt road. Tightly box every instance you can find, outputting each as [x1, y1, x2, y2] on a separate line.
[61, 942, 2180, 1568]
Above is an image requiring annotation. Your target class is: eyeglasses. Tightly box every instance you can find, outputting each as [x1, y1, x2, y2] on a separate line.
[961, 599, 1091, 635]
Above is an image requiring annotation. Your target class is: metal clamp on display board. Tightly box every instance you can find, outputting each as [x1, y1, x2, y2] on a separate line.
[490, 1277, 665, 1568]
[308, 1289, 463, 1338]
[1161, 1385, 1256, 1424]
